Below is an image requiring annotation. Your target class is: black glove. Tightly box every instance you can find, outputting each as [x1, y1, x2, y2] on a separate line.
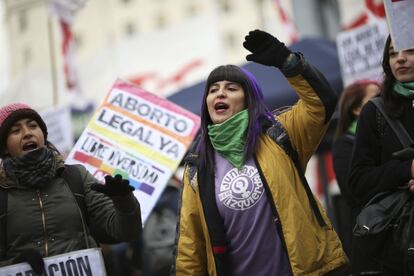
[91, 174, 135, 197]
[15, 249, 45, 275]
[243, 29, 291, 68]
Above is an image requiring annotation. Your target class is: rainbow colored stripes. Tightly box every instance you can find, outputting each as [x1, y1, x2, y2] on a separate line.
[74, 151, 155, 195]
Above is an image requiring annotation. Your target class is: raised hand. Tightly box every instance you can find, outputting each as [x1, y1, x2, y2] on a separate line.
[243, 29, 292, 68]
[15, 249, 45, 275]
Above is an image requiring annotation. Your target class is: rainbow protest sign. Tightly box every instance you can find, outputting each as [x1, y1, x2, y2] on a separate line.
[66, 79, 200, 222]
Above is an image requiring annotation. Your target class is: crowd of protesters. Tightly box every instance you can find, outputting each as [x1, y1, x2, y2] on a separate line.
[1, 27, 414, 276]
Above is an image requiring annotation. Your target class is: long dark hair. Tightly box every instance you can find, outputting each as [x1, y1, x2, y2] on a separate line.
[335, 80, 380, 138]
[198, 65, 273, 172]
[381, 35, 405, 118]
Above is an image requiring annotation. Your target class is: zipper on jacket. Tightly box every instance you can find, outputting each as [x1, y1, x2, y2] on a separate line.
[37, 190, 48, 256]
[253, 156, 290, 261]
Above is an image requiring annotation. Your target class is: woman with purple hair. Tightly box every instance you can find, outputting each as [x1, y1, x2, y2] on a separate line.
[173, 29, 348, 276]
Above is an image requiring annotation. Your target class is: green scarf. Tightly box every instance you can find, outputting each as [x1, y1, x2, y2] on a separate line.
[347, 120, 357, 135]
[207, 109, 248, 168]
[394, 81, 414, 99]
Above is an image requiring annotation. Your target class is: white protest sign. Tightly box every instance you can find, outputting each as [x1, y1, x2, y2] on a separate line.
[0, 248, 106, 276]
[65, 79, 200, 223]
[336, 20, 388, 86]
[384, 0, 414, 51]
[40, 105, 74, 156]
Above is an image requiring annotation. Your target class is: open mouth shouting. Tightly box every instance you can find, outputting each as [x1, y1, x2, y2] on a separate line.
[214, 102, 229, 113]
[22, 141, 39, 152]
[5, 118, 46, 158]
[206, 80, 246, 124]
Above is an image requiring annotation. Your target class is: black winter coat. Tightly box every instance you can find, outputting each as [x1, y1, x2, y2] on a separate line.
[348, 96, 414, 273]
[332, 133, 356, 206]
[0, 163, 142, 267]
[349, 98, 414, 204]
[332, 133, 380, 274]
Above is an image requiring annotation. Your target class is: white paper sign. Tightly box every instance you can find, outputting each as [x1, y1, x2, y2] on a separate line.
[40, 105, 74, 156]
[336, 20, 388, 86]
[0, 248, 106, 276]
[65, 79, 200, 223]
[384, 0, 414, 51]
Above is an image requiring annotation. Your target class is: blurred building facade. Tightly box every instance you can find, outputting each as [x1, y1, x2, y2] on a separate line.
[1, 0, 381, 110]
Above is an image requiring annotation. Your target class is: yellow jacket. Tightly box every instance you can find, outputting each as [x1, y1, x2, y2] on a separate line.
[174, 58, 348, 276]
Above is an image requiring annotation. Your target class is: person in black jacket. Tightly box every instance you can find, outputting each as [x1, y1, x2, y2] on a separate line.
[348, 35, 414, 275]
[332, 80, 380, 275]
[0, 103, 142, 274]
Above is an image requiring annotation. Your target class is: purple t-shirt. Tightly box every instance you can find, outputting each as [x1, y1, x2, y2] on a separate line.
[214, 153, 292, 276]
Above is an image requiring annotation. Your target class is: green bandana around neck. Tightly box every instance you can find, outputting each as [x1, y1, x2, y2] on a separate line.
[394, 81, 414, 99]
[347, 120, 357, 135]
[207, 109, 249, 168]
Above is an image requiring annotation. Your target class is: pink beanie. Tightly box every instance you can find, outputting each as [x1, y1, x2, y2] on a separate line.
[0, 103, 48, 157]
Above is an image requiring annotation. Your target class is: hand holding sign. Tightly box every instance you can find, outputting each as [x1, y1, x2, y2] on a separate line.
[14, 249, 45, 275]
[91, 174, 135, 197]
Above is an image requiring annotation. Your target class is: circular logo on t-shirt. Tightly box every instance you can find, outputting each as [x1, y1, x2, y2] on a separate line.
[218, 165, 264, 211]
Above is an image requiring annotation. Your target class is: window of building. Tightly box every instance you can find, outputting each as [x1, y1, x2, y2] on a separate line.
[22, 47, 31, 66]
[225, 32, 236, 49]
[186, 4, 198, 17]
[155, 13, 167, 29]
[18, 10, 28, 33]
[219, 0, 232, 13]
[125, 22, 136, 36]
[73, 33, 82, 51]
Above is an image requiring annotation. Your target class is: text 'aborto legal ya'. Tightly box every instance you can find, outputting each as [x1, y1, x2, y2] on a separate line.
[94, 89, 195, 160]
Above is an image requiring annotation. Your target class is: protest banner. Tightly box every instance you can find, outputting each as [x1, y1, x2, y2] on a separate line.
[384, 0, 414, 51]
[336, 20, 388, 86]
[70, 102, 95, 140]
[0, 248, 105, 276]
[40, 105, 74, 156]
[66, 79, 200, 223]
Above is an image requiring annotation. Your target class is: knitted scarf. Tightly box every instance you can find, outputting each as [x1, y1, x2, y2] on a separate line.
[3, 147, 57, 189]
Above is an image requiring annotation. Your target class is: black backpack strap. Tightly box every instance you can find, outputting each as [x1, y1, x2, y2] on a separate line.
[183, 132, 201, 192]
[62, 164, 120, 244]
[62, 164, 94, 248]
[62, 165, 89, 225]
[266, 118, 327, 227]
[371, 97, 414, 148]
[0, 188, 7, 259]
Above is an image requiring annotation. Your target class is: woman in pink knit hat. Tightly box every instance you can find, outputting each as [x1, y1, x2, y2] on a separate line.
[0, 103, 142, 274]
